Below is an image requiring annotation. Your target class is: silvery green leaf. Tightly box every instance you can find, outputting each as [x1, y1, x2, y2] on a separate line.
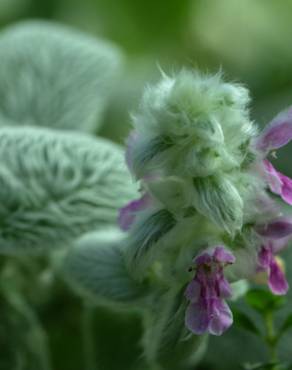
[192, 175, 243, 235]
[0, 21, 122, 132]
[125, 209, 176, 278]
[0, 126, 137, 253]
[63, 229, 147, 305]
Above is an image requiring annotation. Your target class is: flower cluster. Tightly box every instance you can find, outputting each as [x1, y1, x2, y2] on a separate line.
[119, 70, 292, 336]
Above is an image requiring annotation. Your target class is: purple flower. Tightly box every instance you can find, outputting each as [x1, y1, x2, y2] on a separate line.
[255, 217, 292, 295]
[118, 193, 151, 231]
[185, 246, 235, 336]
[257, 243, 289, 295]
[254, 106, 292, 205]
[263, 160, 292, 205]
[256, 217, 292, 239]
[256, 106, 292, 153]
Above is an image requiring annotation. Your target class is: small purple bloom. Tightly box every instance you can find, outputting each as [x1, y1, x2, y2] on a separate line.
[257, 243, 289, 295]
[263, 160, 292, 205]
[185, 246, 235, 336]
[118, 193, 151, 231]
[256, 106, 292, 153]
[255, 217, 292, 295]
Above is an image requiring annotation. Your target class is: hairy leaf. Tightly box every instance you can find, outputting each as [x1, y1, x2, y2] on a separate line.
[0, 126, 137, 253]
[0, 21, 122, 132]
[63, 229, 147, 305]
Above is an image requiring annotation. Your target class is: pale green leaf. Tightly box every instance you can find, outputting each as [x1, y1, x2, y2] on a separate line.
[0, 21, 122, 132]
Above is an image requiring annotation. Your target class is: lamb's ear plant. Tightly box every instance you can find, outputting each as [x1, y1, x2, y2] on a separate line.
[66, 69, 292, 369]
[1, 18, 292, 369]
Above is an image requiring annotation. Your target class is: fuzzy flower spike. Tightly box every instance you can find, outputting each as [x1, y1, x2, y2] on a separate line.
[119, 69, 292, 340]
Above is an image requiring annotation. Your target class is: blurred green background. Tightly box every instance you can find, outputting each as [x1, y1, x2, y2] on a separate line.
[1, 0, 292, 369]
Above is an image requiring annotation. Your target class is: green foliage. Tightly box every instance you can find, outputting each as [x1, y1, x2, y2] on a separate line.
[279, 314, 292, 337]
[0, 127, 137, 253]
[232, 308, 260, 336]
[0, 21, 122, 132]
[245, 289, 286, 314]
[63, 229, 147, 306]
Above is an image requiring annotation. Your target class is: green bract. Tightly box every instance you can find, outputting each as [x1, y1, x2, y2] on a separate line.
[131, 70, 256, 178]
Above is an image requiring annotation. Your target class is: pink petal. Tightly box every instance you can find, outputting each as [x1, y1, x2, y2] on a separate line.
[263, 160, 283, 194]
[268, 257, 289, 295]
[256, 106, 292, 153]
[185, 279, 201, 303]
[218, 276, 232, 298]
[185, 301, 209, 335]
[263, 160, 292, 205]
[257, 246, 272, 269]
[213, 246, 236, 264]
[270, 236, 291, 254]
[279, 173, 292, 205]
[118, 193, 150, 231]
[208, 299, 233, 336]
[256, 217, 292, 239]
[194, 252, 212, 266]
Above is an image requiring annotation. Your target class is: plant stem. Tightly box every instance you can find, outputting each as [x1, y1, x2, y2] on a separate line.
[264, 311, 279, 369]
[82, 302, 97, 370]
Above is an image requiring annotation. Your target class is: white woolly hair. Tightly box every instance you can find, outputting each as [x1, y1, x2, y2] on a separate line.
[0, 126, 137, 253]
[131, 69, 257, 178]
